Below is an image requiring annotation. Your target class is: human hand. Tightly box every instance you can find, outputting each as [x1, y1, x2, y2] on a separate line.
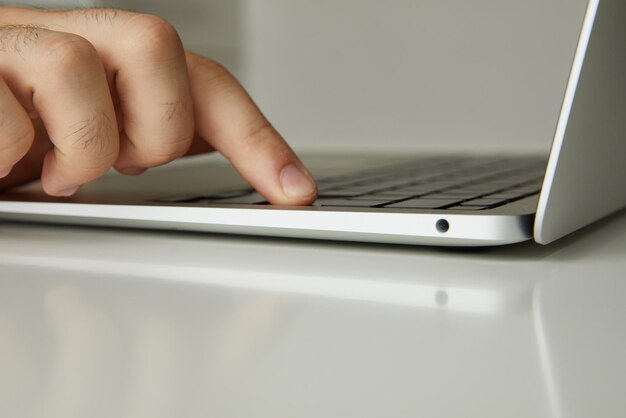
[0, 7, 317, 204]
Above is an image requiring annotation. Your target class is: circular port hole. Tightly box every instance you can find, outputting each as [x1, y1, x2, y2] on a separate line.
[436, 219, 449, 233]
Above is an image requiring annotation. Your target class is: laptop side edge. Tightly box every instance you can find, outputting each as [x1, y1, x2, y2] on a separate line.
[535, 0, 626, 244]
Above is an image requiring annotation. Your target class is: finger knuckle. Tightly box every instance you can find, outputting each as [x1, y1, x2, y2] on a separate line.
[42, 33, 99, 74]
[61, 7, 122, 25]
[125, 14, 182, 60]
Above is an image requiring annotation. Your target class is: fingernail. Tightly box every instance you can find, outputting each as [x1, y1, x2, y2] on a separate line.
[280, 164, 316, 198]
[54, 186, 79, 197]
[0, 166, 12, 178]
[117, 166, 147, 176]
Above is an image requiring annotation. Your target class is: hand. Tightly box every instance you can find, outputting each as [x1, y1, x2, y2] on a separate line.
[0, 7, 317, 204]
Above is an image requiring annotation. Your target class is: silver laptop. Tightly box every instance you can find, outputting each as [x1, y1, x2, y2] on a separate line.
[0, 0, 624, 247]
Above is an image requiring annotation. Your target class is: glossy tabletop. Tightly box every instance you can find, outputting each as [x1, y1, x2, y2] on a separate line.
[1, 210, 625, 418]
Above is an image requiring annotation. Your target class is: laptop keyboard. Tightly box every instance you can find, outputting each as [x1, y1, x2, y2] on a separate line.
[161, 156, 546, 211]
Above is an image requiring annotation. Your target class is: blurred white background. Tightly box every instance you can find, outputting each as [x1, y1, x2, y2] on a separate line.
[2, 0, 589, 153]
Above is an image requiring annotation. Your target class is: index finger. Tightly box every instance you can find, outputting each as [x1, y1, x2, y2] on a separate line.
[185, 52, 317, 205]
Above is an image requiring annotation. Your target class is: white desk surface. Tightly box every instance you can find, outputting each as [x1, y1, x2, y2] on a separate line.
[0, 210, 625, 418]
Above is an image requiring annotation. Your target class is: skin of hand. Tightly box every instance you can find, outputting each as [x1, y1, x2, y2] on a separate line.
[0, 7, 317, 205]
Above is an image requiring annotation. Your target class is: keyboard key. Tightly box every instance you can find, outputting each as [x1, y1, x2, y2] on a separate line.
[321, 186, 382, 195]
[391, 187, 440, 195]
[201, 189, 254, 199]
[460, 198, 508, 207]
[447, 206, 486, 211]
[213, 193, 268, 204]
[482, 193, 519, 199]
[509, 185, 542, 194]
[349, 193, 410, 201]
[314, 199, 392, 207]
[160, 188, 254, 203]
[385, 198, 462, 209]
[420, 192, 480, 199]
[317, 190, 362, 198]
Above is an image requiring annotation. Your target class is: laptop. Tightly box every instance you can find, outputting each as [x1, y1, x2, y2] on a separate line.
[0, 0, 624, 247]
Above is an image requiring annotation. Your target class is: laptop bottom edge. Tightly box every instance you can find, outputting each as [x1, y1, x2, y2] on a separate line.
[0, 203, 535, 247]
